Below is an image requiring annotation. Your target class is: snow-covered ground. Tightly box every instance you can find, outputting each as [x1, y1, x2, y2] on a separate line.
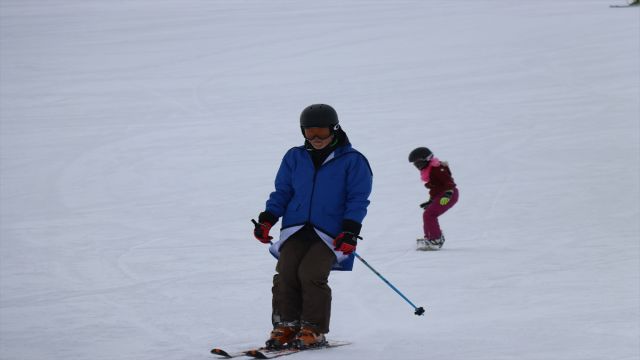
[1, 1, 638, 359]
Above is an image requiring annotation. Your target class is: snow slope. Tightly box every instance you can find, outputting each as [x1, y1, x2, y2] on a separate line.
[1, 1, 638, 359]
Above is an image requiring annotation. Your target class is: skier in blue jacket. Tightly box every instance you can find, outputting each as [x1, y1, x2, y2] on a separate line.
[252, 104, 372, 349]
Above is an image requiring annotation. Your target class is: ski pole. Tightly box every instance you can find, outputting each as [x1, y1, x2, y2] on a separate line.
[354, 252, 425, 316]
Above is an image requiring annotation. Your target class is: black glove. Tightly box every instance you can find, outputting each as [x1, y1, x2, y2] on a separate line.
[419, 199, 432, 209]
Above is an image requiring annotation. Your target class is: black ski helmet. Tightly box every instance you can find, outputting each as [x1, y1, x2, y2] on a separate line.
[300, 104, 339, 129]
[408, 147, 434, 169]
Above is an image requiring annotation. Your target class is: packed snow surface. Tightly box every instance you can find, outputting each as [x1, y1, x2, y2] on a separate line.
[1, 1, 638, 359]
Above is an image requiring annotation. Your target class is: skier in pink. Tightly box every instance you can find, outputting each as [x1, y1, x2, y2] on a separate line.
[408, 147, 459, 250]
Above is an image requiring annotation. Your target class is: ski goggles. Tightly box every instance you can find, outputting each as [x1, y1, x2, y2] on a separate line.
[303, 127, 333, 140]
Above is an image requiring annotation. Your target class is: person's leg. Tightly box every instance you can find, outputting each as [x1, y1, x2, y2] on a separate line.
[423, 189, 459, 240]
[271, 274, 281, 325]
[273, 235, 311, 324]
[422, 207, 441, 239]
[297, 239, 336, 334]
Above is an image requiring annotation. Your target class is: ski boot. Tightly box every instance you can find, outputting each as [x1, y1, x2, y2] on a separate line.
[291, 324, 327, 349]
[265, 321, 299, 349]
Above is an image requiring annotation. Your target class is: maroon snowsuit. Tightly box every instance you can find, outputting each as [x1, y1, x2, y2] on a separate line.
[420, 160, 458, 240]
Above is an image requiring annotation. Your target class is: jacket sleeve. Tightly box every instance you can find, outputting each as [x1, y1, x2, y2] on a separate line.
[265, 149, 296, 218]
[343, 153, 373, 225]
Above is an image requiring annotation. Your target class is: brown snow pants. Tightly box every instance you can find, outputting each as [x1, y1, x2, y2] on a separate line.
[271, 226, 336, 334]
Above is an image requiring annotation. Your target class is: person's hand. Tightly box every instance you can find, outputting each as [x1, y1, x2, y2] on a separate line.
[333, 232, 362, 255]
[439, 190, 454, 206]
[419, 199, 432, 209]
[252, 219, 273, 243]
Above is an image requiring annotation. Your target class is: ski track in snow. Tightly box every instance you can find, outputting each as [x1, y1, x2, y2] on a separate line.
[1, 1, 639, 359]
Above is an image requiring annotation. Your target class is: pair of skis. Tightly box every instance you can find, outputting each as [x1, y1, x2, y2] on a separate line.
[211, 341, 350, 359]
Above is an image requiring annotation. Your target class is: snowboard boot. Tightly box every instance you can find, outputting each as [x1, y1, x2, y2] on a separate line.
[417, 235, 445, 250]
[292, 324, 327, 349]
[428, 235, 445, 249]
[265, 321, 299, 349]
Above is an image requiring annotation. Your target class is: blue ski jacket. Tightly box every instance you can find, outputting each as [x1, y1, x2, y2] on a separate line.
[266, 142, 373, 271]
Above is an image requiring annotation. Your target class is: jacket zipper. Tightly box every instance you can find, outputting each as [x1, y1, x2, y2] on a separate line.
[307, 168, 318, 223]
[306, 151, 343, 225]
